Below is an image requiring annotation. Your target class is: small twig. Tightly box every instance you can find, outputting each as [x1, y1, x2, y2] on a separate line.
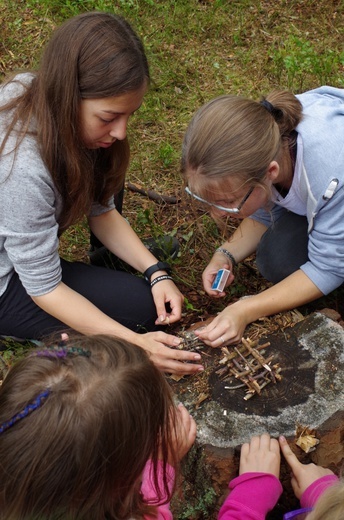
[127, 182, 179, 204]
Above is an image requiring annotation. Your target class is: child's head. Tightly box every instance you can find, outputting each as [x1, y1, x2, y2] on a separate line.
[307, 481, 344, 520]
[0, 335, 176, 519]
[181, 92, 302, 212]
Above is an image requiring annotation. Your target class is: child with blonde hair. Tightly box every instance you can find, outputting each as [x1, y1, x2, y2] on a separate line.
[0, 334, 196, 519]
[218, 433, 341, 520]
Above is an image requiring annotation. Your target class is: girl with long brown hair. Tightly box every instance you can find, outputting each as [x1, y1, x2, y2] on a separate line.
[0, 12, 203, 375]
[0, 334, 196, 519]
[182, 88, 344, 347]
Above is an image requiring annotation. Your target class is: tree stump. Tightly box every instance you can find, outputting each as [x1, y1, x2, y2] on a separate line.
[171, 312, 344, 519]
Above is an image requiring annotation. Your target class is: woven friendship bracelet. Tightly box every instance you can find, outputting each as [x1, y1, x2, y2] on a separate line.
[215, 248, 237, 268]
[0, 388, 51, 434]
[151, 274, 173, 287]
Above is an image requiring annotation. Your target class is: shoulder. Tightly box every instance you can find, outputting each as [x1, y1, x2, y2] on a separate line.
[0, 72, 35, 105]
[295, 87, 344, 182]
[297, 86, 344, 108]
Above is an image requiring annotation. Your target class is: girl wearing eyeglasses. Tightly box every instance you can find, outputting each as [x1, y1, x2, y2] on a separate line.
[218, 433, 340, 520]
[182, 88, 344, 347]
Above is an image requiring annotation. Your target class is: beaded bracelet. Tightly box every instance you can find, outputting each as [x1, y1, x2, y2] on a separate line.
[215, 247, 237, 268]
[151, 274, 173, 287]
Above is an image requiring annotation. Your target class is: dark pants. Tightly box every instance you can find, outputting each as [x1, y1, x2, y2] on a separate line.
[256, 212, 309, 284]
[0, 259, 157, 340]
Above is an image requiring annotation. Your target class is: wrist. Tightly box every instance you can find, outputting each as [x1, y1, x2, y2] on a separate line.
[143, 261, 172, 282]
[215, 248, 237, 268]
[151, 274, 173, 288]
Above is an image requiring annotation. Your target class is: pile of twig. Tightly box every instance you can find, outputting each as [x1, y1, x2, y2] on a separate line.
[216, 337, 282, 400]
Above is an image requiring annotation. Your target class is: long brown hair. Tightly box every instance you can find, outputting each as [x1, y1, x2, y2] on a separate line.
[181, 91, 302, 199]
[0, 335, 177, 519]
[0, 12, 150, 231]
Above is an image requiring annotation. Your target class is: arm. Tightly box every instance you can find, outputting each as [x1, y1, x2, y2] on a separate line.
[88, 209, 183, 324]
[219, 434, 282, 520]
[279, 435, 337, 506]
[196, 269, 323, 347]
[32, 283, 203, 375]
[202, 218, 268, 297]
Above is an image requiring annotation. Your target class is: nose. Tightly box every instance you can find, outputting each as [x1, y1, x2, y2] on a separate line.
[210, 208, 229, 219]
[109, 118, 128, 141]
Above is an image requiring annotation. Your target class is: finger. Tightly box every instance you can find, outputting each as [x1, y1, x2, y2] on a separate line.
[249, 435, 261, 452]
[166, 360, 204, 375]
[270, 437, 280, 454]
[156, 315, 169, 325]
[240, 442, 250, 458]
[259, 433, 271, 450]
[165, 298, 182, 322]
[279, 436, 302, 472]
[152, 354, 203, 375]
[154, 296, 168, 323]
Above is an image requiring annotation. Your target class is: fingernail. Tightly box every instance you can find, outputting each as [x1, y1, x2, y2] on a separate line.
[159, 315, 165, 322]
[197, 366, 204, 372]
[193, 354, 201, 360]
[280, 435, 286, 442]
[173, 338, 181, 346]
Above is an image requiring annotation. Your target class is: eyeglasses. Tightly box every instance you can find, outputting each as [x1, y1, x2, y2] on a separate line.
[185, 186, 254, 214]
[283, 507, 313, 520]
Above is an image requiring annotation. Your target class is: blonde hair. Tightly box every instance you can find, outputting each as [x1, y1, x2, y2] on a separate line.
[307, 481, 344, 520]
[181, 91, 302, 198]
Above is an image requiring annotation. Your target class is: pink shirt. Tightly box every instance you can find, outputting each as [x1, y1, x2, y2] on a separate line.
[140, 463, 339, 520]
[218, 473, 283, 520]
[218, 472, 339, 520]
[141, 460, 175, 520]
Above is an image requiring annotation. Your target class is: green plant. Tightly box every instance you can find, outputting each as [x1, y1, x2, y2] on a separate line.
[272, 35, 344, 90]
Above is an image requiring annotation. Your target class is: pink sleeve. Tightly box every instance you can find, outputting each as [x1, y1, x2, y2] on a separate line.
[300, 474, 339, 508]
[218, 472, 283, 520]
[141, 460, 175, 520]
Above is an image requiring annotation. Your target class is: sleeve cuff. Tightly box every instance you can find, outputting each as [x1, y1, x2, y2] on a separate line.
[218, 472, 282, 519]
[300, 474, 339, 508]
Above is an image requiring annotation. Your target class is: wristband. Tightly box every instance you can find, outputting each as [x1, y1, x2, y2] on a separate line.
[215, 248, 237, 268]
[143, 261, 171, 282]
[151, 274, 173, 287]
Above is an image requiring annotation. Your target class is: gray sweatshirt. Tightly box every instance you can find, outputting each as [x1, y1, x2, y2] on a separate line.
[0, 73, 114, 297]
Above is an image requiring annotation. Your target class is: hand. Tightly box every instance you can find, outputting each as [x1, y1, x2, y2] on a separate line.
[239, 433, 281, 478]
[202, 257, 234, 298]
[279, 436, 335, 499]
[135, 331, 204, 375]
[151, 278, 184, 325]
[169, 403, 197, 464]
[194, 300, 249, 347]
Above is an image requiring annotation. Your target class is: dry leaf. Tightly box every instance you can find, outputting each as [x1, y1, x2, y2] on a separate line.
[295, 424, 319, 453]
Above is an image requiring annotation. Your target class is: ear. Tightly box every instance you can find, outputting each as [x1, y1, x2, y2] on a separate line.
[265, 160, 280, 182]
